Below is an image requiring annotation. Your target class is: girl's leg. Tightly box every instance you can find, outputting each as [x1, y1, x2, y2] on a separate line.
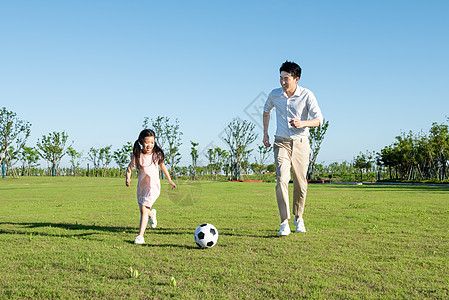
[138, 205, 151, 236]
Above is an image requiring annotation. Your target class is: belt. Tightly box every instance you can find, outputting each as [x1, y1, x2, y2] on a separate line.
[274, 135, 308, 142]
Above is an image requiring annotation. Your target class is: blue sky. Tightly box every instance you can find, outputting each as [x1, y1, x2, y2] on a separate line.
[2, 0, 449, 167]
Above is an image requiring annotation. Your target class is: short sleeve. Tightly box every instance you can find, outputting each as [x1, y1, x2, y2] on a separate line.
[263, 93, 274, 113]
[307, 92, 324, 126]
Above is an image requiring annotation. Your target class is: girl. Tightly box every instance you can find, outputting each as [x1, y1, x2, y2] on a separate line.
[126, 129, 176, 244]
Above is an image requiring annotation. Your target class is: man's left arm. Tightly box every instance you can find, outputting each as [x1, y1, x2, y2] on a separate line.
[290, 92, 323, 128]
[289, 118, 320, 129]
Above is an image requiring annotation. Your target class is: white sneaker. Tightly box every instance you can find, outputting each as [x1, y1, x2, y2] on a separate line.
[134, 235, 145, 244]
[294, 217, 306, 232]
[149, 209, 157, 229]
[278, 221, 291, 236]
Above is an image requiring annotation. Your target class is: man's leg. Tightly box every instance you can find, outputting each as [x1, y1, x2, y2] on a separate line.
[274, 138, 292, 221]
[291, 137, 311, 219]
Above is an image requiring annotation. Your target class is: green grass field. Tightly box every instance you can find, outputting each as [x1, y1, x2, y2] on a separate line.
[1, 177, 448, 299]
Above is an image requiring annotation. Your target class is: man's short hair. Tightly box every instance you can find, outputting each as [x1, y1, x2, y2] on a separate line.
[280, 61, 302, 79]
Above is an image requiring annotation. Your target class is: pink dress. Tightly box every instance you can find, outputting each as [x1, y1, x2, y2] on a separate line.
[136, 153, 161, 208]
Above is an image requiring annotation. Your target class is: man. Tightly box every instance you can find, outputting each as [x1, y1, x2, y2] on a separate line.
[263, 61, 323, 236]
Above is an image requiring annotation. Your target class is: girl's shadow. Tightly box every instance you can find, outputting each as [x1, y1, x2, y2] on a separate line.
[0, 221, 133, 233]
[125, 240, 198, 249]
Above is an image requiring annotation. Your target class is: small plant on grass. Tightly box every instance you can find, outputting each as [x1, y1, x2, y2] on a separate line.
[170, 276, 177, 287]
[127, 267, 145, 278]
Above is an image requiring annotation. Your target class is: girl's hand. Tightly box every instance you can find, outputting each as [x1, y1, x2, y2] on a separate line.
[125, 179, 130, 187]
[169, 180, 176, 190]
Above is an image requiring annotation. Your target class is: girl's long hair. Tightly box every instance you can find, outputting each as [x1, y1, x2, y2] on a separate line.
[132, 129, 164, 169]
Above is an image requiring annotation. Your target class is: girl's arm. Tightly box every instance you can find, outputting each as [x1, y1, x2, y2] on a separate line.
[125, 154, 135, 187]
[159, 161, 176, 189]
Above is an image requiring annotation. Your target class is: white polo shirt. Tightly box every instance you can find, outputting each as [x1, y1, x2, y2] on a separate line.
[264, 85, 323, 139]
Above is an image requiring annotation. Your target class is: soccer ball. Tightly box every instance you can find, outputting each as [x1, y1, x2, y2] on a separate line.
[194, 223, 218, 248]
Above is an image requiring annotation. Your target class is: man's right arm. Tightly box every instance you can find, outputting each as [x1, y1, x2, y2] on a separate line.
[263, 111, 271, 147]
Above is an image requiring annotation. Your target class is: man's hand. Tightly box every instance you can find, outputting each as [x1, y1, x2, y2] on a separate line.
[263, 133, 271, 147]
[262, 111, 271, 147]
[125, 179, 130, 187]
[289, 118, 306, 129]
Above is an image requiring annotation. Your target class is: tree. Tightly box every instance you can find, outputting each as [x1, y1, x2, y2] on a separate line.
[394, 131, 420, 180]
[241, 148, 253, 175]
[353, 151, 373, 181]
[307, 119, 329, 180]
[223, 118, 258, 180]
[216, 148, 229, 177]
[206, 147, 228, 179]
[429, 122, 449, 180]
[87, 147, 100, 177]
[256, 144, 272, 166]
[328, 162, 340, 175]
[0, 107, 31, 178]
[220, 149, 231, 178]
[144, 116, 183, 177]
[144, 116, 168, 150]
[266, 163, 276, 173]
[67, 146, 82, 176]
[189, 141, 199, 180]
[378, 145, 397, 179]
[164, 118, 183, 177]
[252, 145, 273, 178]
[36, 131, 70, 176]
[19, 146, 39, 176]
[353, 153, 366, 181]
[113, 142, 133, 177]
[250, 162, 264, 177]
[99, 145, 113, 176]
[175, 166, 188, 176]
[375, 120, 449, 182]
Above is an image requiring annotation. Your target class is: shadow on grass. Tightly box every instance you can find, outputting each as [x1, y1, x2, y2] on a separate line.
[219, 228, 278, 239]
[0, 221, 134, 233]
[150, 228, 192, 235]
[332, 184, 449, 192]
[0, 222, 219, 245]
[0, 222, 280, 245]
[0, 229, 96, 239]
[150, 227, 279, 239]
[0, 221, 134, 240]
[124, 240, 199, 249]
[1, 222, 204, 236]
[151, 227, 279, 239]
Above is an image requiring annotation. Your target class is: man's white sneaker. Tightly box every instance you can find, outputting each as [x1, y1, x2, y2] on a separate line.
[134, 235, 145, 244]
[278, 221, 291, 236]
[294, 217, 306, 232]
[149, 209, 157, 229]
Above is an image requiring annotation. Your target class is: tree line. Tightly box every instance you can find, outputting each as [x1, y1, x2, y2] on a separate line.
[13, 110, 447, 183]
[304, 119, 448, 183]
[352, 119, 449, 182]
[1, 107, 329, 180]
[0, 107, 329, 180]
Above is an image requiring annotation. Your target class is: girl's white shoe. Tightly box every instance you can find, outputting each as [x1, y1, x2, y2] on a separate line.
[149, 209, 157, 228]
[134, 235, 145, 244]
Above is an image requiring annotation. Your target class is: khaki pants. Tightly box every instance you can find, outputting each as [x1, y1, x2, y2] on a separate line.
[274, 136, 310, 221]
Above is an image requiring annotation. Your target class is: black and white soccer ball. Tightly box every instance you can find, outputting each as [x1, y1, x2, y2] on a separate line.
[194, 223, 218, 248]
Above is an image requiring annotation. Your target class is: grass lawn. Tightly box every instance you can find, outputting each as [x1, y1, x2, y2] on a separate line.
[1, 177, 448, 299]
